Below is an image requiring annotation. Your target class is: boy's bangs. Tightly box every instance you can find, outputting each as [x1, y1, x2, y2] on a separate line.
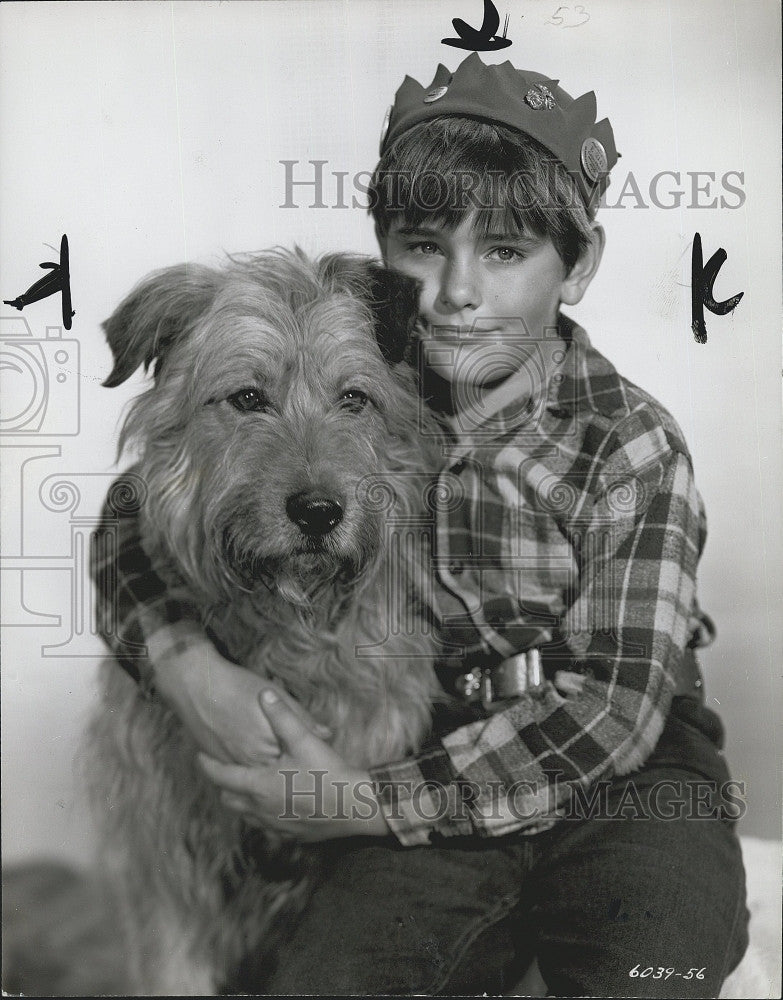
[380, 169, 557, 241]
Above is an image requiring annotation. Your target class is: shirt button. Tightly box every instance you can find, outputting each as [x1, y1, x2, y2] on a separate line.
[452, 458, 466, 473]
[448, 560, 464, 575]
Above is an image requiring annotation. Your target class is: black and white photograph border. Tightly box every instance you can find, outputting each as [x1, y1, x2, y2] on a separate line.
[1, 1, 780, 996]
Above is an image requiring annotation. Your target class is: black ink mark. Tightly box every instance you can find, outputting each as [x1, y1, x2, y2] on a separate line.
[4, 234, 74, 330]
[690, 232, 744, 344]
[442, 0, 512, 50]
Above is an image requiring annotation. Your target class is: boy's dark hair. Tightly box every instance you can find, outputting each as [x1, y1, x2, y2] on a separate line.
[369, 117, 595, 272]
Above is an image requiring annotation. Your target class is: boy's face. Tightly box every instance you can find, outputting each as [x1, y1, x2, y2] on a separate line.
[380, 211, 571, 388]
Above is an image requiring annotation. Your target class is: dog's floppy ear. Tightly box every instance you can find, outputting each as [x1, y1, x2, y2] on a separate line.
[102, 264, 221, 387]
[365, 264, 421, 365]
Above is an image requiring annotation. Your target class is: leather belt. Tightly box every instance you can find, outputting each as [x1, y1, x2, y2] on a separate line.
[447, 645, 704, 712]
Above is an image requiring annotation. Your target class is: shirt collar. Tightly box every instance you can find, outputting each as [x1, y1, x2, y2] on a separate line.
[443, 314, 628, 452]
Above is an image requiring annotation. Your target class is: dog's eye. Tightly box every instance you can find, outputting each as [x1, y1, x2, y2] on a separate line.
[228, 387, 268, 413]
[338, 389, 370, 413]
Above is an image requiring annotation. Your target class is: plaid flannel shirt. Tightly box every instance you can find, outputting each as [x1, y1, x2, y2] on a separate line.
[369, 317, 709, 844]
[90, 316, 710, 846]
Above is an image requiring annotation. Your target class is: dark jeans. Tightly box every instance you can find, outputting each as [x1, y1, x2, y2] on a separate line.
[262, 699, 749, 997]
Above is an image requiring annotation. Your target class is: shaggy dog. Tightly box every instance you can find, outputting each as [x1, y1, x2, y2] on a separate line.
[87, 250, 445, 995]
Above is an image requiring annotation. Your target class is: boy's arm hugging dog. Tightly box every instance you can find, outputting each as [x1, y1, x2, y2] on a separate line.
[88, 54, 749, 997]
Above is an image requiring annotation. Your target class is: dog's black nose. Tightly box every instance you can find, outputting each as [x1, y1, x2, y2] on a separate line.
[286, 491, 344, 536]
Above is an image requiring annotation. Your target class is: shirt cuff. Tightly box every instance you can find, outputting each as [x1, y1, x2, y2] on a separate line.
[369, 746, 476, 846]
[439, 712, 575, 837]
[116, 602, 203, 699]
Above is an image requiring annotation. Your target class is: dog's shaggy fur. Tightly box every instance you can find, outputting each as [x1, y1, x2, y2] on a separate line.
[87, 250, 445, 994]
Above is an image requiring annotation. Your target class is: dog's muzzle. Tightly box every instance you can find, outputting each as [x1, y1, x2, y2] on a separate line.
[286, 490, 344, 537]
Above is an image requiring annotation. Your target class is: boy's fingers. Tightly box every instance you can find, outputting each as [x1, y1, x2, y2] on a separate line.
[258, 688, 322, 753]
[272, 687, 332, 740]
[198, 753, 268, 794]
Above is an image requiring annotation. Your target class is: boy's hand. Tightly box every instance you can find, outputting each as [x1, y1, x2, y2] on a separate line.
[198, 688, 391, 842]
[148, 626, 330, 766]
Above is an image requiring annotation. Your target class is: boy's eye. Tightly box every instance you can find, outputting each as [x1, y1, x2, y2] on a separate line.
[227, 387, 269, 412]
[409, 241, 441, 256]
[338, 388, 370, 413]
[488, 246, 525, 262]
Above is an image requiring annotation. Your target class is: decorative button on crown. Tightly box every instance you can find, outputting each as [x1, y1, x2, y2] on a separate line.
[524, 83, 557, 110]
[580, 137, 608, 182]
[423, 85, 449, 103]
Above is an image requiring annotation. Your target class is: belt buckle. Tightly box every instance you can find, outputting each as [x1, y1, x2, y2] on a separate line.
[454, 649, 543, 711]
[485, 648, 543, 711]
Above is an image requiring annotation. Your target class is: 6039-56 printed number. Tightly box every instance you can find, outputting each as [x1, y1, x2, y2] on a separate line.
[629, 966, 706, 980]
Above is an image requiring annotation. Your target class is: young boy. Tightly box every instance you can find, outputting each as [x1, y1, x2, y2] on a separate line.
[91, 54, 749, 996]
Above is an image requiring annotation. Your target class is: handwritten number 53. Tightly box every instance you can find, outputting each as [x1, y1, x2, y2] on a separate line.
[547, 5, 590, 27]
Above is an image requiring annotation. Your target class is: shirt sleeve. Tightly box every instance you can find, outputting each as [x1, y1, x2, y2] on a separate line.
[89, 469, 203, 697]
[369, 418, 704, 846]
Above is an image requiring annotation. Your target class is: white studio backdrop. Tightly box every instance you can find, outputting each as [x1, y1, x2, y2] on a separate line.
[1, 0, 781, 866]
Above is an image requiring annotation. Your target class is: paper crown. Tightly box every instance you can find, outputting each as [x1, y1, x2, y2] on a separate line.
[379, 53, 619, 212]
